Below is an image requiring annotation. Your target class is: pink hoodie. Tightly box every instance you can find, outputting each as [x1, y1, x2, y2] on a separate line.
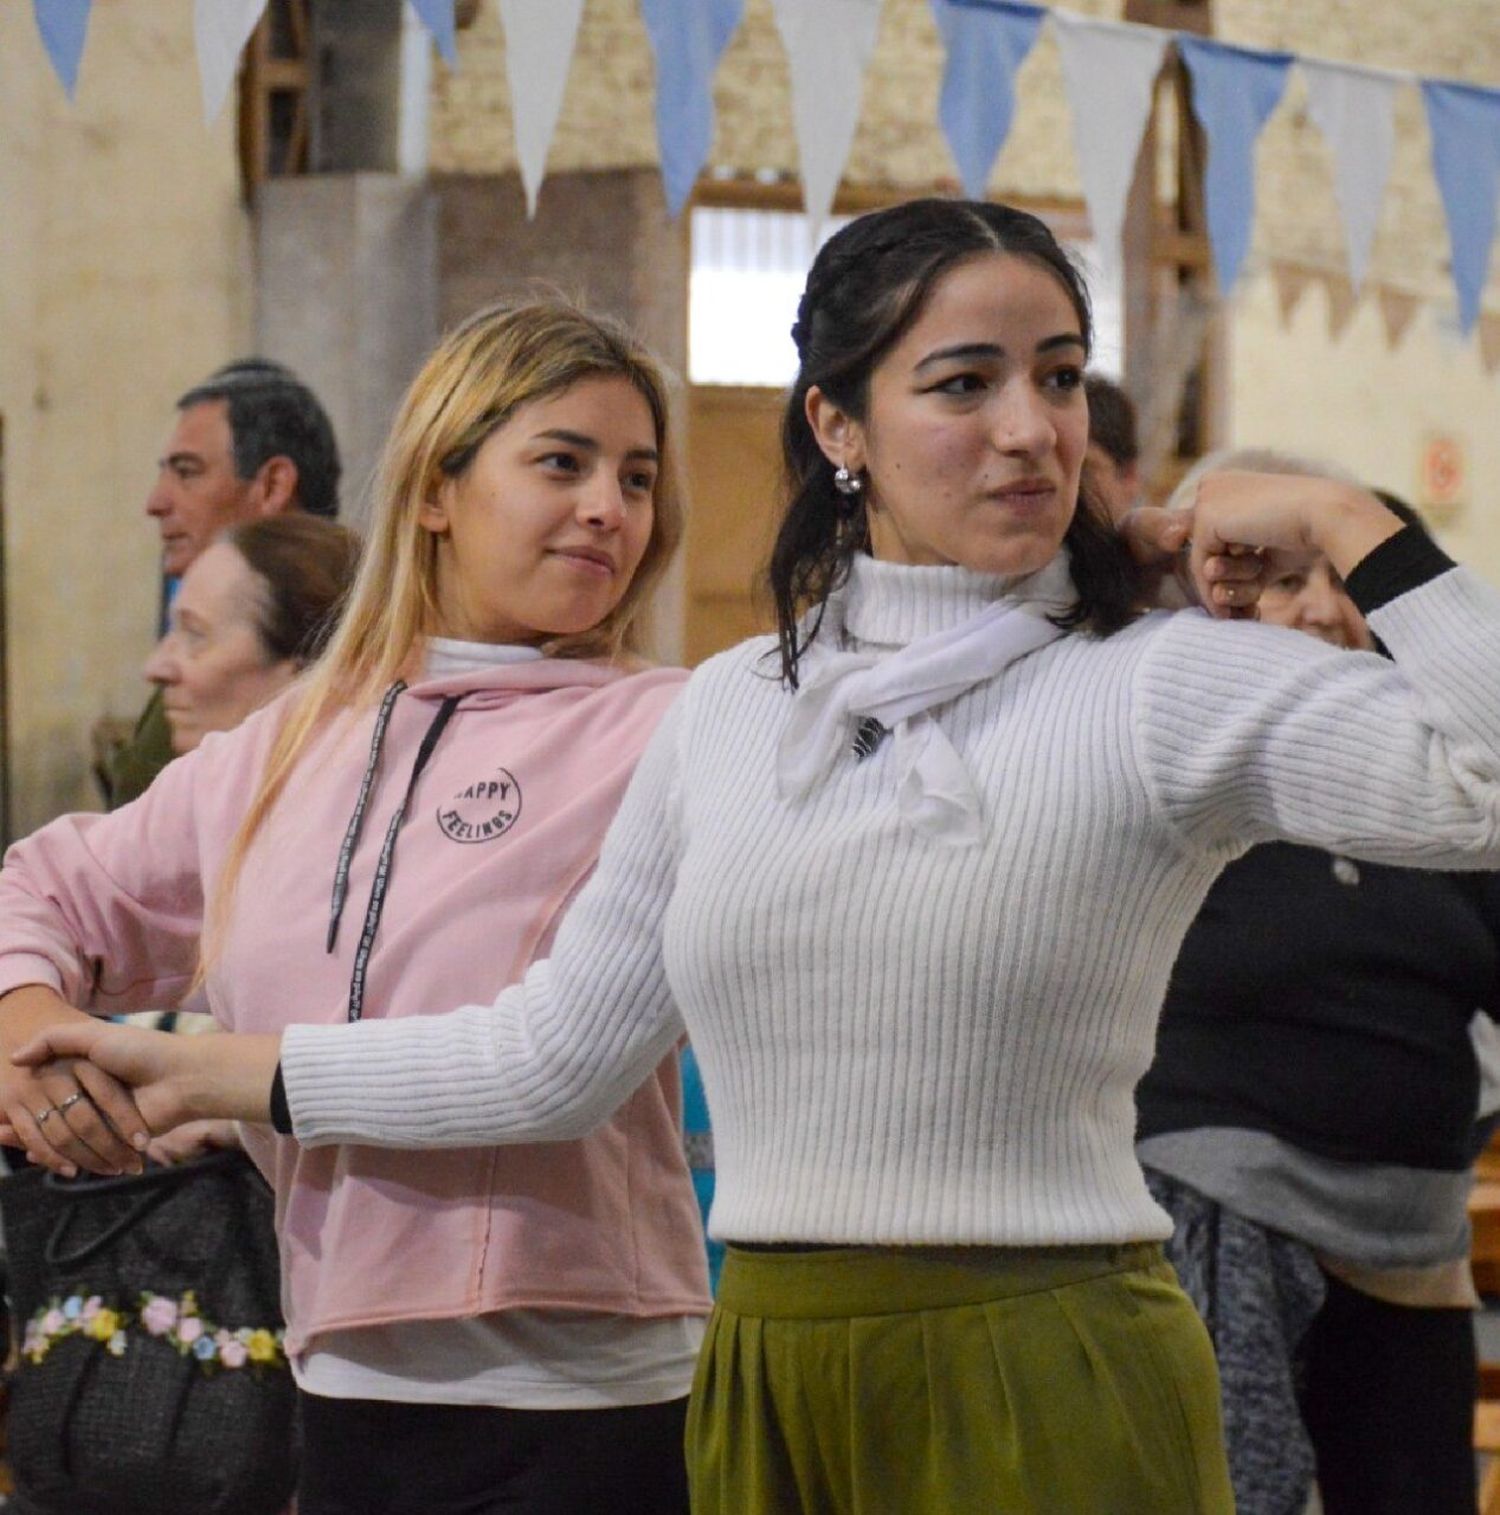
[0, 660, 709, 1355]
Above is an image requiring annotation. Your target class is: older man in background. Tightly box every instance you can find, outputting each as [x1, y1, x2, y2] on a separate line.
[103, 359, 341, 807]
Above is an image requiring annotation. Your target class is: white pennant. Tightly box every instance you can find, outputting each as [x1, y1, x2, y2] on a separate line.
[771, 0, 881, 229]
[194, 0, 269, 123]
[497, 0, 585, 218]
[1051, 13, 1168, 282]
[1299, 60, 1401, 292]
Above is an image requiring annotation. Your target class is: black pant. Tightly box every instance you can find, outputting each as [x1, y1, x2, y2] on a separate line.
[1300, 1273, 1477, 1515]
[296, 1390, 691, 1515]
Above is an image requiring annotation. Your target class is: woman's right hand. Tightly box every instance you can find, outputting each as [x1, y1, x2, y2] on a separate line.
[0, 986, 152, 1177]
[1184, 472, 1404, 615]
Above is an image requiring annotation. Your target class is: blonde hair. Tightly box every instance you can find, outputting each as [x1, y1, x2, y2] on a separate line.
[210, 299, 684, 949]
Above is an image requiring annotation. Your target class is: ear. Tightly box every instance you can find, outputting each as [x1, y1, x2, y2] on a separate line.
[253, 456, 300, 517]
[417, 485, 452, 537]
[805, 386, 866, 475]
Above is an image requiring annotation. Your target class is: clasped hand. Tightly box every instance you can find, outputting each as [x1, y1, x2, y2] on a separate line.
[1118, 470, 1399, 619]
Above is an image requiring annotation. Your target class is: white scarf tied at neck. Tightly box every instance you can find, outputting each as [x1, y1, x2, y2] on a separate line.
[777, 554, 1075, 845]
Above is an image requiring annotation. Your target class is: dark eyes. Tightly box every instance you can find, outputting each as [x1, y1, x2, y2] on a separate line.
[540, 452, 655, 496]
[929, 365, 1084, 398]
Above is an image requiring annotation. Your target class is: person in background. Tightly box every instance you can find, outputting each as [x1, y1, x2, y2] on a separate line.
[1083, 373, 1142, 524]
[0, 301, 708, 1515]
[146, 515, 360, 759]
[104, 359, 342, 808]
[1136, 450, 1495, 1515]
[21, 199, 1500, 1514]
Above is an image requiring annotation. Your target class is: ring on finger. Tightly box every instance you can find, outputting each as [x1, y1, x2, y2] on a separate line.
[56, 1091, 87, 1116]
[35, 1106, 58, 1125]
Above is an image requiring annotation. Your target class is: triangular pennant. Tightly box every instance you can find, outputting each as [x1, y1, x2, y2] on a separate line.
[932, 0, 1046, 200]
[1323, 272, 1359, 341]
[33, 0, 92, 99]
[770, 0, 882, 228]
[641, 0, 744, 218]
[194, 0, 269, 123]
[497, 0, 585, 218]
[1377, 285, 1420, 348]
[1051, 12, 1169, 281]
[1299, 60, 1399, 292]
[410, 0, 460, 69]
[1480, 312, 1500, 376]
[1177, 36, 1293, 294]
[1270, 262, 1314, 326]
[1421, 79, 1500, 336]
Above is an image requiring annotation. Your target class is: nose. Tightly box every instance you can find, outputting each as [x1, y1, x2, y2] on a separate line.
[580, 473, 626, 531]
[146, 472, 172, 519]
[144, 635, 179, 686]
[1297, 573, 1343, 627]
[993, 379, 1056, 456]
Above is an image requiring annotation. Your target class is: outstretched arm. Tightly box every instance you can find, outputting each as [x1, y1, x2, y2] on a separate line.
[0, 712, 279, 1172]
[274, 696, 694, 1149]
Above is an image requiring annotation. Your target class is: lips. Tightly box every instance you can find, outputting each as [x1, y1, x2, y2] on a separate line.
[986, 479, 1059, 510]
[549, 546, 616, 577]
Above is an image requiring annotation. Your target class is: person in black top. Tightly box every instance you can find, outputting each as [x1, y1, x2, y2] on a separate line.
[1137, 455, 1496, 1515]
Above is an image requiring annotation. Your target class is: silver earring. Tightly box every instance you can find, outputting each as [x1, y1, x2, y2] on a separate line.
[833, 464, 863, 497]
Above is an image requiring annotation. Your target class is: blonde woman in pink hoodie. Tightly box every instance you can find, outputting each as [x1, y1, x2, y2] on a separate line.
[0, 301, 709, 1515]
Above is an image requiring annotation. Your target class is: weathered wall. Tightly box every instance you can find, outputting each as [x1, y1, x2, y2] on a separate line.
[1229, 272, 1500, 581]
[257, 175, 440, 530]
[0, 7, 252, 834]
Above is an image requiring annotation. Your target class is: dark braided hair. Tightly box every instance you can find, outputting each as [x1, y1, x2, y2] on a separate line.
[771, 198, 1143, 687]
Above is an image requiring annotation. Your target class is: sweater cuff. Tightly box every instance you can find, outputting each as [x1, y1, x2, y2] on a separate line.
[1343, 523, 1455, 616]
[269, 1063, 293, 1135]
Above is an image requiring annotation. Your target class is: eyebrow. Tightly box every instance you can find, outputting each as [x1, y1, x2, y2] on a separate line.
[913, 334, 1086, 370]
[533, 428, 660, 464]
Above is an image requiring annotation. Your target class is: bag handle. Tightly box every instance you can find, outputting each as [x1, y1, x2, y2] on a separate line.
[42, 1150, 249, 1271]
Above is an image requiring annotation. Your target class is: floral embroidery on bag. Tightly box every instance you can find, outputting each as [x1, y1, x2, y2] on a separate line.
[22, 1290, 286, 1373]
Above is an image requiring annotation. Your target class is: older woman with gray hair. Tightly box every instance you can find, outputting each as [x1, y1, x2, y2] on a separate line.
[1137, 447, 1497, 1515]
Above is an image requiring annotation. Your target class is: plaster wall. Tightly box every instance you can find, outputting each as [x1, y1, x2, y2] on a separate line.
[1229, 273, 1500, 586]
[0, 5, 252, 835]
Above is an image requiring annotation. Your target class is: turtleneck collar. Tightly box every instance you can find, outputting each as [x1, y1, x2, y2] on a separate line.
[837, 551, 1075, 650]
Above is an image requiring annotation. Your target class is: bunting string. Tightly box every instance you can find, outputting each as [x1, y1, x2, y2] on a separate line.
[25, 0, 1500, 337]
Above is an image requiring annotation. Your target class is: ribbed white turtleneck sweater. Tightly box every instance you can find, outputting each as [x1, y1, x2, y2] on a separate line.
[284, 554, 1500, 1247]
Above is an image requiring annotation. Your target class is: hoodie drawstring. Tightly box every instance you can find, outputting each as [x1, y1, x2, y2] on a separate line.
[327, 683, 462, 1022]
[328, 681, 406, 953]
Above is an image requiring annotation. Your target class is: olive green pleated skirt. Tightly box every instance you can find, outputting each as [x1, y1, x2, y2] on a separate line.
[685, 1242, 1233, 1515]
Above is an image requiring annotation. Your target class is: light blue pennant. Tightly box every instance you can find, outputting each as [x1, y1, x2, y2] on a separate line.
[935, 0, 1046, 200]
[1422, 80, 1500, 335]
[1176, 35, 1292, 294]
[409, 0, 459, 68]
[33, 0, 92, 99]
[642, 0, 744, 218]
